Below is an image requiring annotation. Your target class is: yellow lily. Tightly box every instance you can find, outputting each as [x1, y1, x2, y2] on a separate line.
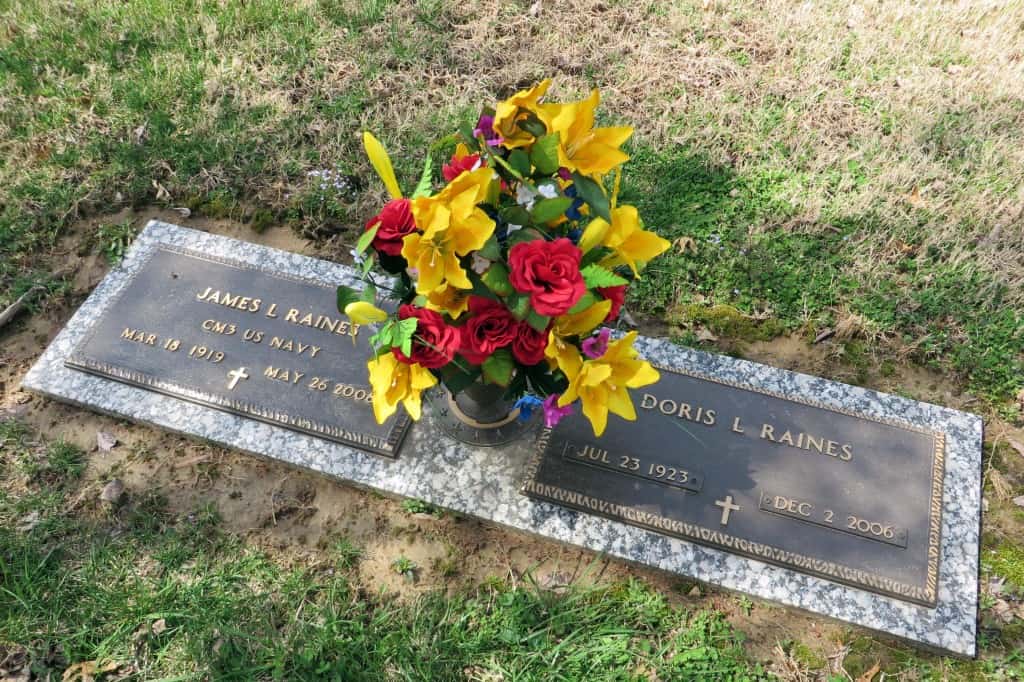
[404, 167, 496, 295]
[344, 301, 387, 325]
[542, 89, 632, 177]
[545, 330, 583, 379]
[425, 283, 470, 320]
[362, 132, 403, 199]
[553, 299, 611, 337]
[367, 352, 437, 423]
[492, 79, 553, 149]
[580, 205, 670, 276]
[556, 331, 659, 437]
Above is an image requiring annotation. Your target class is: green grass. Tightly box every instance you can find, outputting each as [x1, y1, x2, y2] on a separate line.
[0, 419, 766, 680]
[621, 143, 1023, 403]
[1, 0, 1021, 409]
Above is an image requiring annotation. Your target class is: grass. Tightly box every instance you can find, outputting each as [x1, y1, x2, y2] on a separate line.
[0, 420, 766, 680]
[0, 0, 1021, 408]
[1, 1, 1023, 677]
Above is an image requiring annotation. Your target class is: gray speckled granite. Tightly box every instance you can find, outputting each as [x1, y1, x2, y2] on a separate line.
[22, 220, 982, 656]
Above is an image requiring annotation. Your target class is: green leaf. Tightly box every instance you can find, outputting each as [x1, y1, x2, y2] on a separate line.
[580, 245, 612, 268]
[530, 133, 561, 175]
[459, 121, 476, 145]
[393, 318, 418, 357]
[518, 112, 547, 138]
[482, 349, 514, 386]
[337, 285, 361, 313]
[531, 197, 573, 224]
[482, 263, 514, 296]
[581, 264, 628, 288]
[525, 309, 550, 333]
[506, 293, 531, 320]
[355, 223, 380, 256]
[570, 172, 611, 222]
[567, 290, 599, 315]
[360, 255, 375, 277]
[508, 149, 531, 177]
[499, 205, 532, 226]
[478, 233, 501, 261]
[360, 283, 377, 303]
[411, 155, 434, 198]
[468, 270, 499, 301]
[370, 320, 396, 350]
[440, 364, 480, 393]
[507, 228, 544, 247]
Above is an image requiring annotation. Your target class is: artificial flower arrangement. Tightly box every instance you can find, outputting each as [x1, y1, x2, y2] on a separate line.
[338, 79, 671, 437]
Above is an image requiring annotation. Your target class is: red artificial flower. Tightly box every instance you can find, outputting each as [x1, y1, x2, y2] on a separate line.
[442, 152, 483, 182]
[508, 238, 586, 317]
[365, 198, 416, 257]
[511, 321, 548, 365]
[392, 304, 461, 369]
[459, 297, 518, 365]
[597, 285, 626, 322]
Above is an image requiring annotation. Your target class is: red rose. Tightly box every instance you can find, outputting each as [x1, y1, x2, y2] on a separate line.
[460, 297, 517, 365]
[392, 304, 460, 369]
[366, 198, 416, 257]
[511, 322, 548, 365]
[508, 238, 586, 317]
[597, 285, 626, 322]
[442, 153, 483, 182]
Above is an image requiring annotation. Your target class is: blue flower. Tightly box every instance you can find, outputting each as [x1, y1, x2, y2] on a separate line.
[565, 198, 585, 221]
[514, 394, 544, 421]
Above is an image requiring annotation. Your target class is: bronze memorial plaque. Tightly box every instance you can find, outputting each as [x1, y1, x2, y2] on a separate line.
[522, 367, 946, 606]
[66, 246, 409, 457]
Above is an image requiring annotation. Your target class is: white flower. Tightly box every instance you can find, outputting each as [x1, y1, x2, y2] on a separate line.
[350, 248, 365, 265]
[506, 223, 524, 236]
[516, 184, 537, 210]
[537, 182, 559, 199]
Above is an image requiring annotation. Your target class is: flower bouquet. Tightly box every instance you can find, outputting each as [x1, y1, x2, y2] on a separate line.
[338, 79, 670, 438]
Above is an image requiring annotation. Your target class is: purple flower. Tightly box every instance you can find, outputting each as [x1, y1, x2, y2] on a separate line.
[581, 328, 611, 359]
[542, 394, 574, 428]
[473, 114, 503, 146]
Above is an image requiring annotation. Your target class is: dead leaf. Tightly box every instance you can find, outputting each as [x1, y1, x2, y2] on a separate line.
[904, 186, 924, 208]
[1009, 440, 1024, 458]
[151, 180, 170, 201]
[61, 660, 119, 682]
[695, 327, 718, 343]
[813, 328, 835, 344]
[856, 661, 881, 682]
[132, 122, 147, 145]
[528, 0, 542, 16]
[16, 511, 41, 533]
[673, 236, 698, 255]
[151, 618, 167, 635]
[100, 479, 125, 505]
[990, 469, 1013, 501]
[173, 454, 212, 468]
[991, 599, 1015, 624]
[1012, 495, 1024, 508]
[171, 207, 191, 218]
[96, 431, 117, 452]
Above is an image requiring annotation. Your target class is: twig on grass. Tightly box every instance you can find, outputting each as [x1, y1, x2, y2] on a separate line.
[0, 285, 45, 331]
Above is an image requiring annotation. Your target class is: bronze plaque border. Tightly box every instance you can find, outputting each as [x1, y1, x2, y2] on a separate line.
[65, 245, 411, 459]
[521, 362, 946, 607]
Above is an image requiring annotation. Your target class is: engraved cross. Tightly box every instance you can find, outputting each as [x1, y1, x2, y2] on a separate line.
[226, 367, 249, 390]
[715, 495, 741, 525]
